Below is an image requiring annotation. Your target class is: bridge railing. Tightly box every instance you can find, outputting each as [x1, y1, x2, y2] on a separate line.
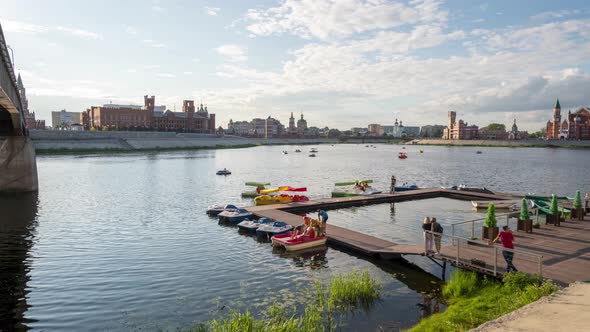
[424, 230, 544, 278]
[0, 22, 26, 124]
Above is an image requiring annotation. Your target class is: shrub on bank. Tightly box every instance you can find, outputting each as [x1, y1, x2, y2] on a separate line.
[187, 270, 381, 332]
[409, 270, 559, 332]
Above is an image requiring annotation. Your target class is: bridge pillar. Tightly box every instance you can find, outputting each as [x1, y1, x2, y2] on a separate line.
[0, 136, 38, 192]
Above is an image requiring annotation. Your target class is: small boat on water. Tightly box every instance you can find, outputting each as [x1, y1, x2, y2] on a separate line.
[218, 208, 254, 223]
[255, 194, 309, 205]
[331, 179, 382, 197]
[237, 217, 273, 233]
[398, 152, 408, 159]
[458, 185, 494, 194]
[241, 181, 271, 198]
[216, 168, 231, 175]
[310, 148, 318, 153]
[472, 200, 518, 210]
[476, 151, 483, 154]
[419, 150, 424, 153]
[272, 232, 327, 251]
[282, 151, 288, 154]
[295, 149, 302, 153]
[256, 221, 293, 238]
[309, 154, 316, 157]
[395, 184, 419, 192]
[206, 204, 241, 216]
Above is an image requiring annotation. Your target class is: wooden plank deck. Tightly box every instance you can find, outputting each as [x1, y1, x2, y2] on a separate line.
[437, 215, 590, 285]
[246, 188, 589, 284]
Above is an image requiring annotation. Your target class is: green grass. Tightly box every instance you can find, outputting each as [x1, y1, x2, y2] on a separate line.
[186, 270, 381, 332]
[409, 270, 559, 332]
[35, 144, 258, 155]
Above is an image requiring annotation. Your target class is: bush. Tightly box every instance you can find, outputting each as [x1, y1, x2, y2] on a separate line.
[484, 203, 497, 228]
[573, 191, 582, 209]
[519, 198, 530, 220]
[549, 195, 559, 215]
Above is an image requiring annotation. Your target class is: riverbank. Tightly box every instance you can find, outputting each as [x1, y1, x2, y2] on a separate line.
[409, 138, 590, 149]
[409, 271, 560, 332]
[473, 281, 590, 331]
[24, 130, 403, 155]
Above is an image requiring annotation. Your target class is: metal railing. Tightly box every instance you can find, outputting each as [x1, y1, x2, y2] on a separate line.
[424, 230, 544, 278]
[450, 210, 523, 244]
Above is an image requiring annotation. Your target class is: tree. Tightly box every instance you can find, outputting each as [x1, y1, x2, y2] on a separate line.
[484, 203, 497, 228]
[549, 195, 559, 215]
[573, 191, 582, 209]
[519, 198, 530, 220]
[484, 123, 506, 131]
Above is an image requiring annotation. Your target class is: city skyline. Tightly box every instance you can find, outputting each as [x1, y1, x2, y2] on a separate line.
[2, 0, 590, 131]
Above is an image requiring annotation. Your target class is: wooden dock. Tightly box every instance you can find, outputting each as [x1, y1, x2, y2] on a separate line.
[245, 188, 590, 285]
[437, 215, 590, 285]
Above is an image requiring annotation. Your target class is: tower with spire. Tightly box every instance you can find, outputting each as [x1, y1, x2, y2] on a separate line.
[288, 112, 296, 134]
[547, 98, 565, 139]
[296, 112, 307, 135]
[17, 73, 30, 115]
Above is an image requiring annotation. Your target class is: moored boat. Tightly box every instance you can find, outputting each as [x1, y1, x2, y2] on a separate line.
[256, 221, 293, 238]
[395, 184, 419, 192]
[218, 208, 254, 223]
[237, 217, 273, 233]
[254, 194, 309, 206]
[309, 154, 316, 157]
[271, 232, 327, 251]
[471, 200, 518, 210]
[295, 149, 302, 152]
[331, 179, 381, 197]
[206, 203, 241, 216]
[398, 152, 407, 159]
[241, 181, 271, 198]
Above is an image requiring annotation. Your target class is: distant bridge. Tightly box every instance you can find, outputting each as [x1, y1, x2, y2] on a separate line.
[0, 21, 38, 192]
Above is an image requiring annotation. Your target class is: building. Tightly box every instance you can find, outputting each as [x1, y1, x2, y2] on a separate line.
[478, 128, 508, 140]
[546, 99, 590, 140]
[17, 73, 45, 129]
[382, 125, 394, 136]
[287, 112, 297, 134]
[443, 111, 479, 139]
[403, 126, 421, 137]
[367, 124, 383, 136]
[351, 127, 368, 135]
[420, 125, 446, 138]
[296, 113, 307, 134]
[52, 110, 83, 129]
[227, 119, 250, 135]
[84, 95, 215, 133]
[508, 119, 528, 140]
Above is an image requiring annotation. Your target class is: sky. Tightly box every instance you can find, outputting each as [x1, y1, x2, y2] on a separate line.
[1, 0, 590, 131]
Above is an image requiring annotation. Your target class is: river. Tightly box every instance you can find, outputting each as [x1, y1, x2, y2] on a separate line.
[1, 144, 588, 331]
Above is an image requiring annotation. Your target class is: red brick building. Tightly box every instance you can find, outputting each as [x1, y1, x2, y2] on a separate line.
[443, 111, 479, 139]
[546, 99, 590, 140]
[84, 95, 215, 133]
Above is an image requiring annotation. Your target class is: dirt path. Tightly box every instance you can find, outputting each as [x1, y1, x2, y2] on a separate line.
[473, 282, 590, 331]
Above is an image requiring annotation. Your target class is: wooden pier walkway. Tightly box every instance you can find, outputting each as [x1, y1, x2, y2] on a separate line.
[247, 188, 516, 259]
[245, 188, 590, 285]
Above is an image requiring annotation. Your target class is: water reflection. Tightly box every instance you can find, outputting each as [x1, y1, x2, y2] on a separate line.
[0, 193, 39, 331]
[272, 247, 329, 269]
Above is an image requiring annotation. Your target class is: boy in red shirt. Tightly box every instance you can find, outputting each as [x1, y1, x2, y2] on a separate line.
[490, 225, 518, 272]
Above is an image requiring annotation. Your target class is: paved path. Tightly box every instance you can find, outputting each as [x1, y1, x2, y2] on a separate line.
[473, 282, 590, 331]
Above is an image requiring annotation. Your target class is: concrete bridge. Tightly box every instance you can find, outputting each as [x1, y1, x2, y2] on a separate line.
[0, 21, 38, 192]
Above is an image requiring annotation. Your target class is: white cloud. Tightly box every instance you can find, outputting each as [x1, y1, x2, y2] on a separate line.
[531, 9, 581, 21]
[56, 26, 102, 39]
[2, 19, 48, 33]
[215, 44, 248, 62]
[157, 73, 175, 78]
[125, 26, 139, 35]
[245, 0, 448, 40]
[142, 39, 167, 48]
[204, 6, 221, 16]
[151, 5, 163, 12]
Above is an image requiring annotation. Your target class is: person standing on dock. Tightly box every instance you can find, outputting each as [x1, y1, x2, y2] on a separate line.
[490, 226, 518, 273]
[318, 210, 328, 235]
[390, 176, 397, 194]
[431, 218, 443, 255]
[422, 217, 434, 254]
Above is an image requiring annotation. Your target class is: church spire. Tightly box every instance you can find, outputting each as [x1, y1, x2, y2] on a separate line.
[17, 72, 23, 87]
[554, 98, 561, 109]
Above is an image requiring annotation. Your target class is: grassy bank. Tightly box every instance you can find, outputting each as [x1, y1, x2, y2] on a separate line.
[409, 271, 559, 332]
[187, 270, 381, 332]
[410, 141, 590, 149]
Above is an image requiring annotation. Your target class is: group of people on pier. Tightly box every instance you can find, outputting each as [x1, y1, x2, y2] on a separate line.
[422, 217, 443, 255]
[298, 210, 329, 238]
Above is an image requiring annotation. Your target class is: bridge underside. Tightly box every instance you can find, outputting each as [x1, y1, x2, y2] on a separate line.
[0, 88, 23, 136]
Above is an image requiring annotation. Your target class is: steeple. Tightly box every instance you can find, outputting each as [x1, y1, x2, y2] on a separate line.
[290, 112, 294, 119]
[554, 98, 561, 110]
[512, 118, 518, 132]
[300, 113, 304, 120]
[17, 73, 23, 88]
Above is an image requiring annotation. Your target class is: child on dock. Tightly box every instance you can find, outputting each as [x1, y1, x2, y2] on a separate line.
[422, 217, 434, 254]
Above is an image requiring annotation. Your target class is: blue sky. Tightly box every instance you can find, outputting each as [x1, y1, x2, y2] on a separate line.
[2, 0, 590, 130]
